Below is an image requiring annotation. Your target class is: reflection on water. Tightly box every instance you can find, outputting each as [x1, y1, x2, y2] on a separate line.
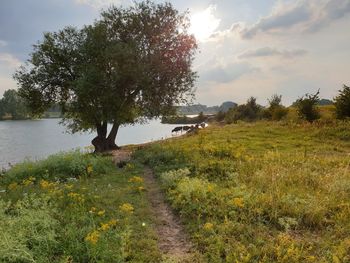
[0, 119, 180, 168]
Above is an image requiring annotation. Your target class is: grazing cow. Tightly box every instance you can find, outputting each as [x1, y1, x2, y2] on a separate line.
[182, 125, 191, 131]
[172, 126, 183, 134]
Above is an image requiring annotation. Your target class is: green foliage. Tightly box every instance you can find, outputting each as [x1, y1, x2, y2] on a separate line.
[0, 195, 58, 262]
[264, 94, 288, 121]
[225, 97, 262, 123]
[1, 151, 114, 186]
[295, 90, 320, 122]
[1, 152, 162, 262]
[334, 84, 350, 119]
[136, 121, 350, 262]
[0, 89, 29, 120]
[14, 1, 197, 151]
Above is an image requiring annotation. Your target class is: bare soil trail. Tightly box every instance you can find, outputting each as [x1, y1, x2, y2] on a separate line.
[111, 148, 194, 261]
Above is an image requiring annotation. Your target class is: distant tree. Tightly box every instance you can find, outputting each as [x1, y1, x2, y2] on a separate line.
[215, 110, 225, 122]
[0, 89, 28, 120]
[295, 90, 320, 122]
[14, 2, 197, 152]
[264, 94, 288, 121]
[225, 97, 262, 123]
[334, 84, 350, 119]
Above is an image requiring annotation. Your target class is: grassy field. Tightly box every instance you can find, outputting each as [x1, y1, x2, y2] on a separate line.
[0, 151, 162, 262]
[1, 120, 350, 262]
[135, 120, 350, 262]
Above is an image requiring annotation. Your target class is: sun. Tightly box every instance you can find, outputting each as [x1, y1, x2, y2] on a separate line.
[189, 5, 221, 42]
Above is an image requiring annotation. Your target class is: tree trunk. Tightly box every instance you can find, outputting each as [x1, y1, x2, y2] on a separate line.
[91, 122, 120, 153]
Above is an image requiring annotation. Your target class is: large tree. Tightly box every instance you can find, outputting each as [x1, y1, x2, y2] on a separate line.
[14, 1, 197, 152]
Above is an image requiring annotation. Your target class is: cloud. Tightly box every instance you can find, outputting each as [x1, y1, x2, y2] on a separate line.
[0, 40, 7, 47]
[199, 61, 259, 84]
[238, 47, 308, 59]
[74, 0, 124, 9]
[0, 53, 21, 68]
[239, 0, 350, 39]
[190, 5, 221, 42]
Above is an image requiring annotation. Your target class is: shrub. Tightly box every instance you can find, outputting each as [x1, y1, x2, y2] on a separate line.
[225, 97, 262, 123]
[160, 168, 191, 189]
[1, 151, 114, 186]
[295, 90, 320, 122]
[264, 94, 288, 121]
[334, 84, 350, 119]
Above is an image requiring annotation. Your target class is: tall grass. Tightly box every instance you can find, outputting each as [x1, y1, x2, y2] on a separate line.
[135, 121, 350, 262]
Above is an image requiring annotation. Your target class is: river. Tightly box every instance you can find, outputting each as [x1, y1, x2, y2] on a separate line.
[0, 119, 181, 168]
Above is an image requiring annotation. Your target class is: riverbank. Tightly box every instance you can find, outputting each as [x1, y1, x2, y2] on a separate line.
[1, 121, 350, 262]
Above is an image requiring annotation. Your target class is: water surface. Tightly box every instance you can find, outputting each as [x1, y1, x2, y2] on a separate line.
[0, 119, 180, 168]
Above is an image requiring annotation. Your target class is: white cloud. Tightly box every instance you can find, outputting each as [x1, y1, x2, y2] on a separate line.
[74, 0, 123, 9]
[0, 53, 21, 69]
[238, 47, 307, 59]
[0, 40, 7, 47]
[239, 0, 350, 39]
[190, 5, 221, 42]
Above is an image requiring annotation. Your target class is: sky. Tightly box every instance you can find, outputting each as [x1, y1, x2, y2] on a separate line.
[0, 0, 349, 106]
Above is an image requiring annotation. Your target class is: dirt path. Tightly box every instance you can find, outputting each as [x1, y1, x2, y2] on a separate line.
[111, 149, 193, 261]
[143, 166, 193, 261]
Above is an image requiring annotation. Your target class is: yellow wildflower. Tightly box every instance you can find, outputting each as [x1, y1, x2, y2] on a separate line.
[99, 223, 110, 231]
[108, 219, 118, 226]
[97, 210, 105, 216]
[22, 176, 35, 186]
[65, 184, 73, 190]
[86, 165, 93, 174]
[40, 180, 57, 189]
[137, 186, 145, 192]
[203, 222, 214, 231]
[85, 230, 100, 245]
[8, 182, 18, 190]
[128, 176, 144, 183]
[232, 197, 244, 208]
[119, 203, 134, 214]
[89, 207, 97, 213]
[67, 192, 85, 203]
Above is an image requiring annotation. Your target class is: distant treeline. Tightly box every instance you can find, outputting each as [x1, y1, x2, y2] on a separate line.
[162, 85, 349, 125]
[177, 101, 237, 115]
[0, 89, 62, 120]
[216, 85, 349, 124]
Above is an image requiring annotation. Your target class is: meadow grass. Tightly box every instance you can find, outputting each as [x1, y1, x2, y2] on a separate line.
[0, 152, 162, 262]
[135, 120, 350, 263]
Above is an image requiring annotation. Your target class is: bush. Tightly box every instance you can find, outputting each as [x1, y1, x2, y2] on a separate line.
[264, 94, 288, 121]
[295, 90, 320, 122]
[1, 151, 114, 186]
[334, 84, 350, 119]
[225, 97, 262, 123]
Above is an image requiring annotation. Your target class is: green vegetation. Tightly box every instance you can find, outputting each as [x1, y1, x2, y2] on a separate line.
[161, 111, 208, 124]
[135, 121, 350, 262]
[0, 89, 29, 120]
[14, 1, 197, 152]
[334, 84, 350, 119]
[0, 151, 162, 262]
[295, 90, 321, 122]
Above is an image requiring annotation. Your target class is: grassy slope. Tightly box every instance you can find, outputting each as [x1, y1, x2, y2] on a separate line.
[135, 121, 350, 263]
[0, 152, 161, 262]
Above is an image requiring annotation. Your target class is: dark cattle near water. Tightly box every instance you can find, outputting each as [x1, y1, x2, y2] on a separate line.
[172, 126, 183, 133]
[182, 126, 191, 131]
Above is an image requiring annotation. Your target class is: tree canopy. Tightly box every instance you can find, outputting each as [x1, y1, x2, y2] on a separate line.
[0, 89, 29, 120]
[14, 1, 197, 152]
